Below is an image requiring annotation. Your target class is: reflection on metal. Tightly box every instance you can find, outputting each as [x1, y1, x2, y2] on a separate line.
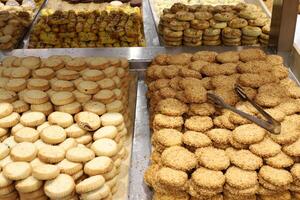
[269, 0, 298, 51]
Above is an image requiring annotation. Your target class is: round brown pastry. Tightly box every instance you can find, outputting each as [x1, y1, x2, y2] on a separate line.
[222, 37, 241, 43]
[188, 5, 199, 12]
[214, 5, 233, 13]
[203, 40, 221, 46]
[214, 12, 235, 22]
[196, 5, 214, 12]
[163, 36, 182, 42]
[242, 35, 258, 41]
[248, 18, 269, 27]
[161, 14, 176, 23]
[176, 11, 195, 21]
[170, 3, 189, 13]
[223, 41, 241, 46]
[209, 19, 227, 29]
[191, 19, 210, 30]
[163, 27, 183, 38]
[194, 11, 213, 20]
[203, 35, 220, 41]
[239, 9, 258, 20]
[235, 3, 248, 11]
[260, 33, 269, 40]
[222, 27, 242, 39]
[164, 40, 182, 46]
[184, 28, 202, 38]
[242, 26, 262, 37]
[204, 28, 221, 36]
[184, 41, 202, 47]
[169, 20, 190, 31]
[184, 37, 202, 43]
[228, 18, 248, 28]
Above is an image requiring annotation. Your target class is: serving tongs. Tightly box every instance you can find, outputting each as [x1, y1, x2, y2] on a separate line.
[207, 85, 281, 135]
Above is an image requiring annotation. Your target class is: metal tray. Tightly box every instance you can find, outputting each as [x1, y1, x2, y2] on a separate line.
[2, 46, 300, 200]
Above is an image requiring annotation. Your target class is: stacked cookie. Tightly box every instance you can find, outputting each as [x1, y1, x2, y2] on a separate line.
[158, 3, 270, 46]
[0, 55, 131, 128]
[29, 1, 145, 48]
[0, 102, 128, 199]
[144, 49, 300, 199]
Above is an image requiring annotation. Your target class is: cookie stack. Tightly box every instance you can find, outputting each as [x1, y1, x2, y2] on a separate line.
[144, 49, 300, 200]
[0, 55, 131, 129]
[0, 104, 130, 199]
[260, 24, 270, 46]
[159, 2, 271, 46]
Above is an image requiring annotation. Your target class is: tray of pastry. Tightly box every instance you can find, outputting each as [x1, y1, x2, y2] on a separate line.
[21, 0, 145, 48]
[150, 0, 272, 47]
[127, 47, 300, 200]
[0, 0, 48, 50]
[0, 54, 138, 200]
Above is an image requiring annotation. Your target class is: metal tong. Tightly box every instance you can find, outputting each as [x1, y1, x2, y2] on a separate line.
[207, 85, 281, 134]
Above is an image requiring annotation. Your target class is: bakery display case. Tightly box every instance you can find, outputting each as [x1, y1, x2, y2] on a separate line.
[0, 0, 299, 199]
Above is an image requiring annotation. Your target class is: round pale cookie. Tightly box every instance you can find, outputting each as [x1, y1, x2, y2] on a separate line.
[182, 130, 211, 149]
[37, 122, 51, 133]
[20, 111, 46, 127]
[66, 146, 95, 163]
[0, 172, 13, 188]
[225, 166, 258, 189]
[191, 167, 225, 189]
[51, 80, 75, 92]
[83, 101, 106, 116]
[33, 68, 55, 80]
[10, 142, 37, 162]
[77, 81, 99, 95]
[32, 164, 60, 180]
[102, 166, 118, 180]
[65, 124, 86, 138]
[259, 165, 293, 187]
[84, 156, 113, 176]
[34, 139, 50, 151]
[0, 112, 20, 128]
[30, 158, 45, 169]
[0, 127, 8, 138]
[0, 143, 9, 160]
[93, 90, 115, 105]
[73, 90, 92, 104]
[75, 111, 101, 131]
[48, 111, 73, 128]
[15, 176, 43, 193]
[156, 98, 188, 116]
[59, 138, 78, 151]
[55, 102, 82, 115]
[2, 136, 17, 148]
[18, 188, 45, 200]
[0, 89, 18, 103]
[65, 57, 85, 71]
[100, 113, 123, 126]
[224, 183, 258, 196]
[91, 138, 118, 157]
[105, 100, 123, 113]
[216, 51, 240, 63]
[27, 78, 50, 91]
[230, 149, 263, 170]
[282, 137, 300, 157]
[232, 124, 265, 145]
[57, 159, 82, 175]
[103, 67, 117, 78]
[76, 175, 105, 194]
[14, 127, 39, 143]
[40, 125, 66, 145]
[265, 151, 294, 168]
[97, 78, 116, 90]
[44, 174, 75, 199]
[249, 137, 281, 158]
[93, 126, 118, 140]
[50, 91, 75, 106]
[11, 123, 24, 136]
[80, 184, 110, 200]
[72, 169, 84, 181]
[197, 146, 230, 170]
[56, 69, 79, 80]
[3, 161, 31, 180]
[0, 103, 13, 119]
[31, 102, 53, 116]
[82, 69, 104, 81]
[38, 145, 65, 164]
[23, 90, 49, 105]
[75, 133, 93, 145]
[5, 78, 27, 92]
[12, 100, 29, 113]
[21, 56, 41, 70]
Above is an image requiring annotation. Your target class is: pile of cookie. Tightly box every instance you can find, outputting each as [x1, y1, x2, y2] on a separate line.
[0, 4, 33, 49]
[158, 3, 270, 46]
[144, 49, 300, 200]
[0, 102, 128, 200]
[28, 2, 145, 48]
[0, 55, 131, 128]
